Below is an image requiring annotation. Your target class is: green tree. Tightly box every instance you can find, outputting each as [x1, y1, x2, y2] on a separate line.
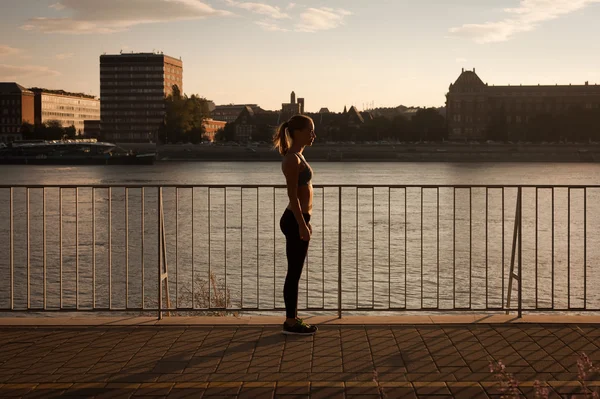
[411, 108, 446, 141]
[162, 86, 212, 144]
[215, 123, 236, 142]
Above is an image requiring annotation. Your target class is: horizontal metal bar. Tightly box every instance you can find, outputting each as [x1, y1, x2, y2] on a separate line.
[3, 184, 600, 189]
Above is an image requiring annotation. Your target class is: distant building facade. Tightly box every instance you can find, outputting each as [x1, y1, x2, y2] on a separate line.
[229, 103, 372, 143]
[446, 68, 600, 140]
[100, 52, 183, 142]
[30, 88, 100, 135]
[202, 119, 226, 142]
[211, 104, 261, 123]
[0, 82, 35, 143]
[281, 91, 302, 121]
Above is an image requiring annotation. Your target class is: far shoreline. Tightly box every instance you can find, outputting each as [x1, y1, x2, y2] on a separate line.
[123, 142, 600, 163]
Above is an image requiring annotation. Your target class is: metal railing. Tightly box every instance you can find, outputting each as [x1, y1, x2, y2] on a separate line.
[0, 184, 599, 318]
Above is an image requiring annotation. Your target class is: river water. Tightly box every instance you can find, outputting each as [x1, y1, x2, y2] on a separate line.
[1, 161, 600, 315]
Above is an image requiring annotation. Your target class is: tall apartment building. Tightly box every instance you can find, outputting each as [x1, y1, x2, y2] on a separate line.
[30, 88, 100, 135]
[446, 69, 600, 140]
[100, 52, 183, 142]
[0, 83, 35, 143]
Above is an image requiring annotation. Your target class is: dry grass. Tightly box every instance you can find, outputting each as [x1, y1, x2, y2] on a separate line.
[489, 353, 599, 399]
[177, 271, 236, 316]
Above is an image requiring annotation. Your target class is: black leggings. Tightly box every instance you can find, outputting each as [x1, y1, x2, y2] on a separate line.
[280, 208, 311, 319]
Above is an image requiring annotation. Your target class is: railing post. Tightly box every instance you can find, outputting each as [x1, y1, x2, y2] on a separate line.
[338, 187, 342, 319]
[158, 187, 163, 320]
[518, 186, 523, 319]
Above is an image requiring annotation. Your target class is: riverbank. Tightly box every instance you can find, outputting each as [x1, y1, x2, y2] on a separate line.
[118, 143, 600, 162]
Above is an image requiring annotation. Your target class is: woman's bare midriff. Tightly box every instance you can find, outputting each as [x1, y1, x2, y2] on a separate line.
[287, 184, 313, 215]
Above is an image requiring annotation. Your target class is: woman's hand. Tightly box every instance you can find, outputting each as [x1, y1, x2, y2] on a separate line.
[308, 222, 312, 235]
[299, 223, 311, 242]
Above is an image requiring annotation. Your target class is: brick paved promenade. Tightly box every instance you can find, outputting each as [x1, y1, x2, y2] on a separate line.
[0, 316, 599, 398]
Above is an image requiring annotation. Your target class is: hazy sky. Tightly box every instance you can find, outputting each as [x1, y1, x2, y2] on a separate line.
[1, 0, 599, 112]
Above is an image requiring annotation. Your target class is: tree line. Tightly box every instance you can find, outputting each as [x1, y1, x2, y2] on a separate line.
[158, 86, 212, 144]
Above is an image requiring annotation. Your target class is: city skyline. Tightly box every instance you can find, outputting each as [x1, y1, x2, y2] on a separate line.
[1, 0, 599, 113]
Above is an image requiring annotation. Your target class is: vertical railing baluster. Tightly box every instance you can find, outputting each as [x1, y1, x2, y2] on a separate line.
[158, 187, 162, 319]
[372, 187, 375, 309]
[141, 187, 145, 309]
[125, 188, 129, 309]
[551, 187, 554, 310]
[108, 187, 112, 310]
[208, 188, 211, 308]
[92, 188, 95, 309]
[27, 188, 30, 310]
[535, 188, 538, 309]
[420, 187, 423, 309]
[356, 187, 358, 308]
[176, 188, 179, 309]
[518, 187, 523, 318]
[485, 187, 488, 309]
[43, 188, 46, 310]
[568, 188, 571, 309]
[453, 187, 456, 310]
[273, 188, 275, 310]
[337, 187, 342, 318]
[502, 187, 505, 310]
[239, 188, 242, 309]
[584, 188, 587, 309]
[322, 188, 325, 309]
[76, 188, 79, 310]
[9, 188, 13, 310]
[437, 187, 440, 309]
[191, 188, 194, 309]
[256, 188, 259, 308]
[389, 188, 391, 310]
[404, 188, 407, 308]
[469, 187, 472, 309]
[59, 188, 62, 309]
[224, 187, 227, 310]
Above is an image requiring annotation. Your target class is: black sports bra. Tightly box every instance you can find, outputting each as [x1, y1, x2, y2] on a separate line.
[294, 153, 312, 186]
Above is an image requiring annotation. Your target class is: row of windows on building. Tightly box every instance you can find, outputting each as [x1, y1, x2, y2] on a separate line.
[101, 81, 166, 87]
[0, 99, 22, 106]
[2, 109, 20, 116]
[42, 105, 100, 113]
[101, 74, 166, 80]
[100, 66, 164, 72]
[102, 103, 165, 109]
[41, 96, 98, 106]
[42, 111, 99, 119]
[101, 96, 164, 101]
[455, 90, 600, 97]
[1, 126, 21, 133]
[1, 117, 22, 124]
[165, 66, 181, 75]
[453, 102, 599, 111]
[101, 89, 165, 94]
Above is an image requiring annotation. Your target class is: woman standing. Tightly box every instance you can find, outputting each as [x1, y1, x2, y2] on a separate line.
[273, 115, 318, 335]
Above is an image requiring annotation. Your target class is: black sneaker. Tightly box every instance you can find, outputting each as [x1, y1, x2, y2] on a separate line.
[282, 319, 318, 336]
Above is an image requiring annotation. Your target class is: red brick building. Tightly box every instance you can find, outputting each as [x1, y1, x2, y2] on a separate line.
[0, 83, 35, 143]
[446, 69, 600, 140]
[202, 119, 226, 142]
